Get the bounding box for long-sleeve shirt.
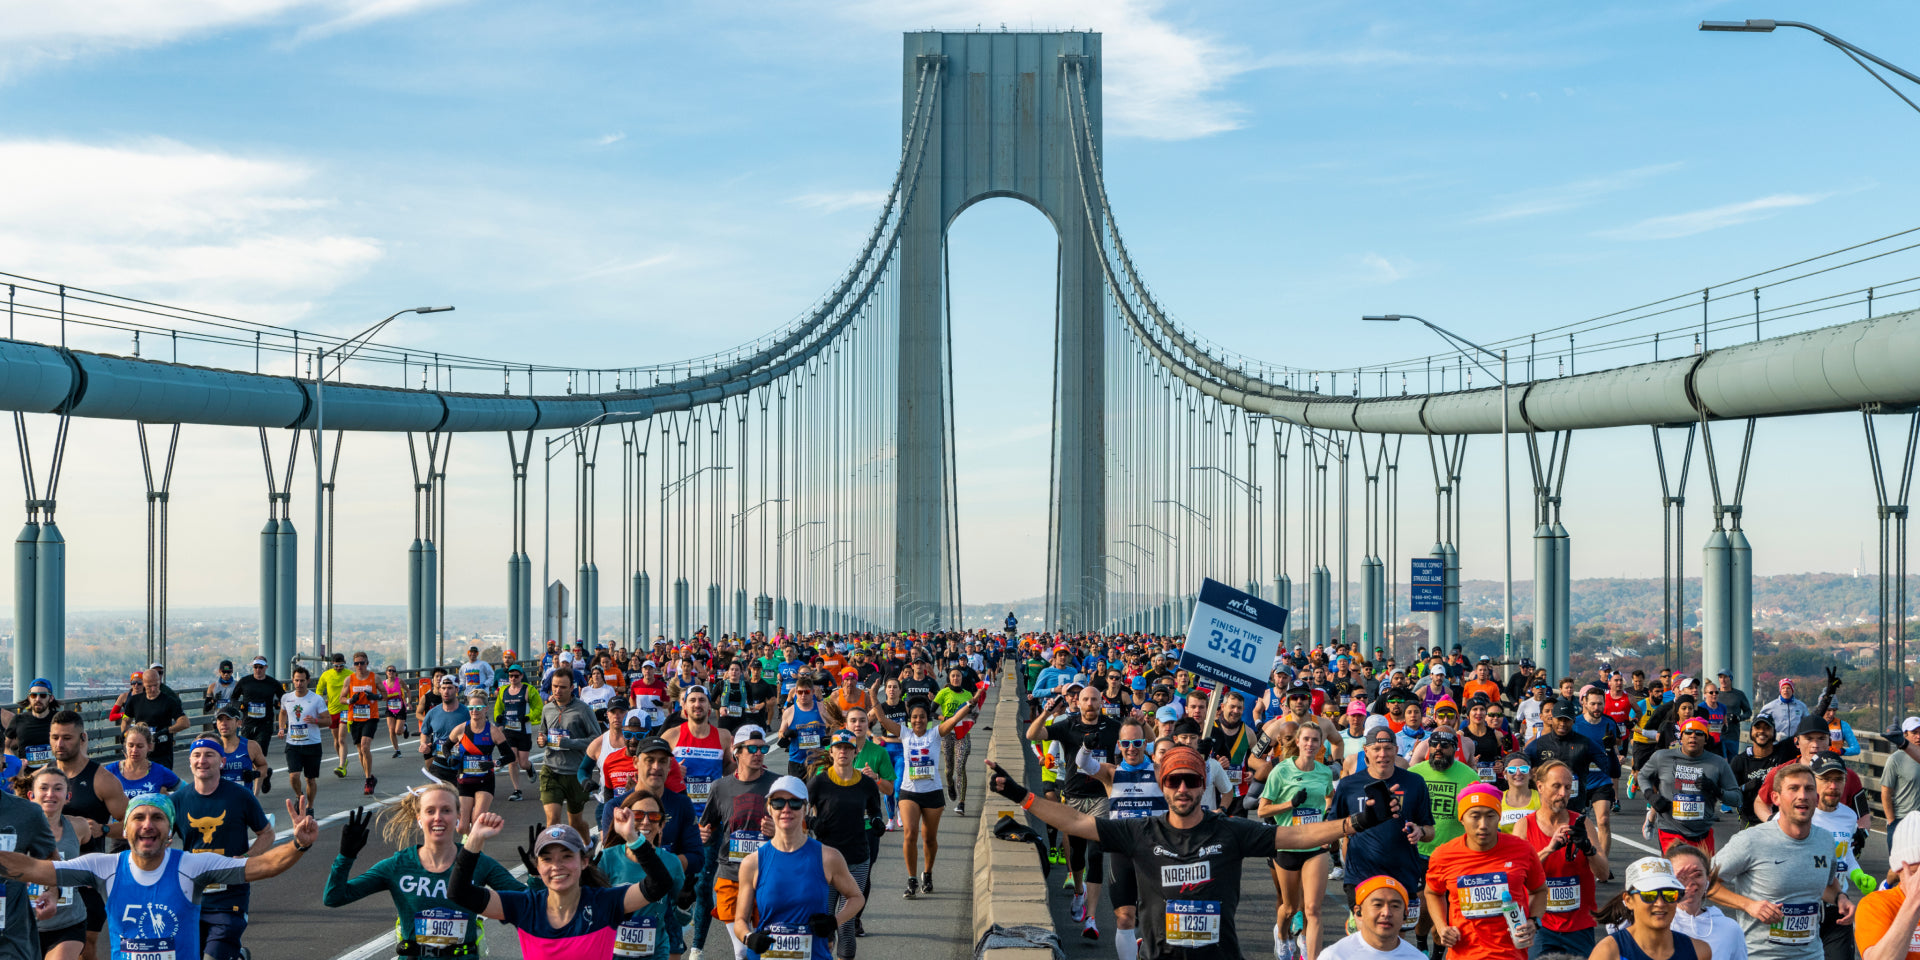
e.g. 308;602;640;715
323;846;524;949
1641;746;1741;837
1031;666;1077;702
539;697;602;776
597;839;685;960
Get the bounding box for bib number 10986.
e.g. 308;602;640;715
1204;629;1258;665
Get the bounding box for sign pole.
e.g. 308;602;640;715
1200;684;1224;739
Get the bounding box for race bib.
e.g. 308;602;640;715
462;756;487;777
120;939;176;960
725;704;743;717
352;704;372;721
688;779;713;805
907;756;935;783
760;923;811;960
413;908;470;947
1456;873;1510;919
246;703;267;719
504;718;523;732
23;745;49;765
798;730;821;751
1164;900;1221;947
1768;903;1818;946
1477;762;1496;784
27;883;72;908
547;728;565;748
1546;875;1580;913
1160;862;1211;888
727;832;763;863
1293;806;1322;825
1401;896;1421;931
386;698;404;713
288;722;310;740
613;916;658;957
1673;792;1705;822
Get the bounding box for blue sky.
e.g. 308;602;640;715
2;0;1917;612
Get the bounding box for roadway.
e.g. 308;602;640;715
199;726;985;960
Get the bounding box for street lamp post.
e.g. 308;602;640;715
314;306;452;661
1363;315;1512;679
1701;20;1920;115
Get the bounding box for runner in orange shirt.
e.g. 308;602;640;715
342;651;382;795
1461;660;1503;709
1424;783;1547;960
1857;816;1920;960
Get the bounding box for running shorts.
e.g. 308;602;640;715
457;773;498;799
1274;847;1330;871
539;768;590;812
714;876;740;922
285;743;322;779
504;729;533;753
1587;782;1617;807
899;787;945;810
1108;849;1138;907
350;719;379;742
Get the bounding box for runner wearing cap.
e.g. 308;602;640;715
986;745;1396;960
0;793;317;960
1755;716;1867;824
1509;758;1607;955
1523;700;1604;814
1422;782;1545;960
174;736;275;960
450;813;676;959
1708;762;1851;960
324;780;528;957
378;664;410;759
698;725;778;960
1330;725;1434;932
1853;815;1920;960
1730;714;1793;826
1756;673;1841;749
233;658;283;752
1811;754;1877;960
458;647;496;700
733;776;866;960
1642;717;1740;854
211;706;270;796
1319;876;1425;960
1883;717;1920;840
316;653;352;777
1594;857;1713;960
492;665;542;802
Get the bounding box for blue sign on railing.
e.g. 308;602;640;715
1411;558;1444;612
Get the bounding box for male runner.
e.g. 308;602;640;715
1729;714;1793;826
539;670;602;833
341;651;383;794
279;666;330;808
1709;762;1852;960
121;669;188;770
1574;686;1621;857
212;707;271;796
233;657;283;752
176;737;275;960
492;665;541;801
1641;717;1741;854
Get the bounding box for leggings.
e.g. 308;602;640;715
1062;795;1105;884
883;742;905;820
833;858;872;959
941;731;971;799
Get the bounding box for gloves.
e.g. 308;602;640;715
634;838;678;904
1652;797;1673;816
1351;779;1395;832
985;760;1029;805
808;913;839;938
1288;790;1308;811
676;880;698;910
745;929;775;955
515;824;540;879
1571;816;1597;858
1249;728;1275;757
1827;667;1843;694
338;806;371;860
1074;746;1101;776
1852;868;1877;898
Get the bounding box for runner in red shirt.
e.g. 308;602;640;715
1425;783;1548;960
1510;759;1607;956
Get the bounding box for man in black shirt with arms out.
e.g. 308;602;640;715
1026;679;1120;935
986;746;1394;960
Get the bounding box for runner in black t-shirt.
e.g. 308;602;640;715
1025;681;1121;930
987;745;1392;960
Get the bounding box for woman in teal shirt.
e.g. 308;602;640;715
1256;722;1337;960
597;790;685;960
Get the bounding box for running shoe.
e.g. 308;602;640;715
922;871;933;895
508;790;523;802
1328;864;1344;881
259;770;272;795
1081;916;1098;940
1061;872;1077;889
955;801;965;817
363;778;373;796
855;919;866;938
904;877;919;900
333;766;347;778
689;949;705;960
1071;893;1085;921
368;775;378;794
392;748;402;759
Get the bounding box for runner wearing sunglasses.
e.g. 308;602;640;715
1070;718;1162;949
987;746;1395;960
733;777;866;960
1592;858;1713;960
378;665;410;760
597;790;685;960
699;726;778;960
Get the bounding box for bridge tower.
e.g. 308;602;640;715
896;30;1106;631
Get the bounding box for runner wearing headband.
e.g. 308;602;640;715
1422;783;1546;960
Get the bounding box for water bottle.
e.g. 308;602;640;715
1498;889;1529;949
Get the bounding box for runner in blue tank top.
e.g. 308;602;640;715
778;683;829;778
734;776;865;960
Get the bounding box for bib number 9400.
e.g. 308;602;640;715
1205;629;1258;665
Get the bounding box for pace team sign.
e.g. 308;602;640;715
1179;578;1289;695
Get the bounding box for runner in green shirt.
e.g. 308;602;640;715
1410;731;1479;857
323;783;526;953
1256;721;1341;957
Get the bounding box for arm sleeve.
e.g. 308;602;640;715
323;853;391;908
447;848;495;916
1842;725;1862;757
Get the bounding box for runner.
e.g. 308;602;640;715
379;664;410;760
1592;858;1714;960
1510;758;1608;956
1328;725;1433;939
776;680;829;779
316;652;352;777
985;746;1393;960
733;776;865;960
0;794;317;960
443;692;503;834
540;671;603;834
458;647;496;699
596;790;685;960
279;665;331;808
1667;843;1747;960
18;766;91;960
807;731;883;959
932;666;980;816
448;814;674;958
211;707;271;796
1642;717;1741;854
47;710;123;960
8;679;57;768
492;665;542;802
233;658;283;754
1421;783;1546;960
667;686;734;819
1255;721;1336;960
1708;762;1851;960
323;782;528;956
1730;715;1793;826
0;769;55;960
104;724;182;798
120;670;188;771
1853;817;1920;960
1576;685;1621;857
697;727;777;960
1318;876;1425;960
175;737;275;960
1025;681;1118;918
898;695;975;900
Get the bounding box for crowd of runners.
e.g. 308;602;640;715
1;628;1919;960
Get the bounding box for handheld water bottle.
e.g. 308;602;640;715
1498;888;1529;949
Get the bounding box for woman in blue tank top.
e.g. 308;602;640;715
733;776;866;960
1594;857;1706;960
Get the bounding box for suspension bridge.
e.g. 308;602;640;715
0;30;1915;719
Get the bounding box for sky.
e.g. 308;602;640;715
1;0;1918;614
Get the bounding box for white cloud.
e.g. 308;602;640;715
0;139;381;318
0;0;458;74
1360;252;1404;284
594;132;628;147
788;190;890;214
832;0;1250;140
1475;162;1683;223
1596;192;1831;241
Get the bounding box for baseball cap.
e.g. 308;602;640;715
1430;664;1445;676
1364;715;1391;735
1345;699;1369;717
1622;858;1686;897
534;824;588;856
1904;717;1920;734
633;737;672;755
769;775;810;801
1751;714;1775;729
1364;727;1397;746
829;730;859;748
214;705;241;720
1154;705;1181;724
252;657;268;667
734;725;767;746
1811;755;1848;778
1550;699;1579;720
1795;716;1830;738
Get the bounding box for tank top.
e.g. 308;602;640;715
456;726;496;783
600;733;638;799
380;678;408;716
498;687;531;732
12;711;53;766
830;688;873;717
1107;761;1166;819
1500;792;1541;833
1604;693;1633;726
787;706;825;763
1460;727;1506;783
672;726;725;816
209;677;237;709
108;848;202;960
63;761;110;853
1610;927;1698;960
1521;810;1596;931
219;740;252;785
878;701;907;742
751;838;834;960
900;727;943;794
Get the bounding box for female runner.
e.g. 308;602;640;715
875;679;907;828
444;693;502;834
1257;722;1336;960
1590;857;1712;960
380;665;410;759
896;695;975;899
595;790;683;960
733;776;865;960
19;766;95;960
104;724;180;797
449;812;674;960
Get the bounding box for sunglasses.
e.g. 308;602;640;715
1163;774;1204;790
354;661;368;666
1117;739;1148;749
1634;890;1681;904
631;810;665;824
767;797;806;811
738;743;770;755
28;693;48;700
621;729;648;740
